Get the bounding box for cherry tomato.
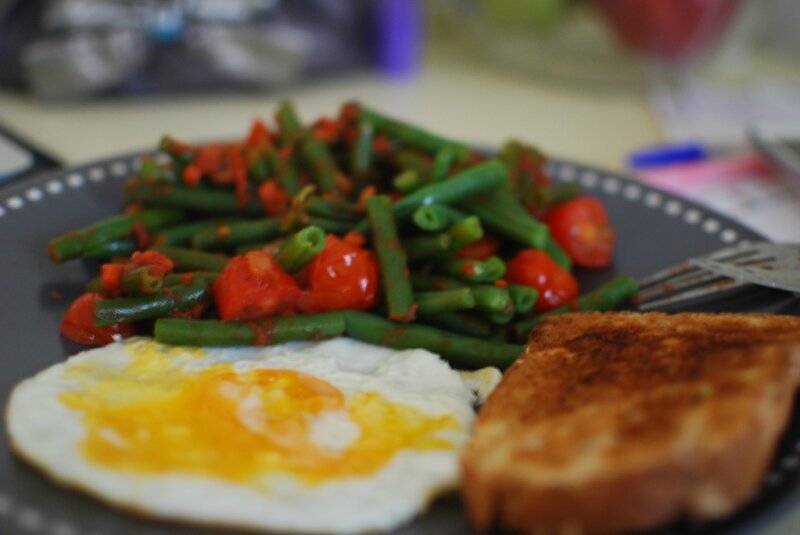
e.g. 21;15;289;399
455;236;500;261
505;249;579;312
60;292;135;346
546;197;615;269
297;235;379;313
213;251;301;320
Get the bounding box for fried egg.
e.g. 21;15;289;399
6;338;484;533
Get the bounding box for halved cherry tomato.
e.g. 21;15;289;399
546;197;615;269
505;249;579;312
455;236;500;261
60;292;135;345
297;235;379;313
213;251;300;320
100;264;126;297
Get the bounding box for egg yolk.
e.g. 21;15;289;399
60;339;458;487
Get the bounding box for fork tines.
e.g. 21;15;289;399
634;241;774;311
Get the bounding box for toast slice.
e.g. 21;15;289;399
461;312;800;535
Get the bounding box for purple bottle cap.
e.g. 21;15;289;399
375;0;422;77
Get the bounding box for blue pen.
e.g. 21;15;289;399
628;142;709;170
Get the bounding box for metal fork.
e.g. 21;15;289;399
635;241;800;311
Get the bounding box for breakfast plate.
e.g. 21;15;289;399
0;153;798;535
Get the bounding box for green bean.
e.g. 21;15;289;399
508;284;538;314
510;274;639;341
121;266;163;295
275;100;304;145
358;106;470;161
304;198;361;221
158;136;194;173
530;183;583;211
307;217;356;235
349;120;374;178
154;220;222;247
411;274;515;314
274;226;326;273
471;286;513;314
462;188;549;249
95;280;210;326
264;145;301;195
235;242;270;255
366;195;416;322
411;204;468;232
48;208;184;263
392;160;508;220
301;136;340;196
248;152;271;182
155;313;346;347
191;218;282;250
410;272;465;291
543;235;572;270
83;240;137;259
393;170;421;194
447;216;483;251
162;272;219;287
403;233;452;262
126;180;263;216
394;150;433;181
431;146;457;182
436;256;505;283
152;246;229;272
485;308;514;325
343;311;523;369
354;160;508;235
415;288;475;314
416;311;491;338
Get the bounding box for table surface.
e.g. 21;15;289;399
0;50;663;172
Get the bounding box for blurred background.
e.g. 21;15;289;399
0;0;799;237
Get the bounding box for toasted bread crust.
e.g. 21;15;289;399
461;312;800;535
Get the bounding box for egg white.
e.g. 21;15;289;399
6;338;482;533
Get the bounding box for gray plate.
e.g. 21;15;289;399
0;155;798;535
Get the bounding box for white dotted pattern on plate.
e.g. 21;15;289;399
548;162;746;248
0;159;792;535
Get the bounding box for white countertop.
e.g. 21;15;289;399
0;52;663;172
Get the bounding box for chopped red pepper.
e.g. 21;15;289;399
312;116;342;143
100;264;125;297
131;221;152;250
258;180;289;216
131;250;174;276
245;119;272;149
182;164;202;187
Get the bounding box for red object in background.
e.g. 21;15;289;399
298;235;379;313
505;249;579;312
593;0;740;62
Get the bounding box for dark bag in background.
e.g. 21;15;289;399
0;0;374;100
